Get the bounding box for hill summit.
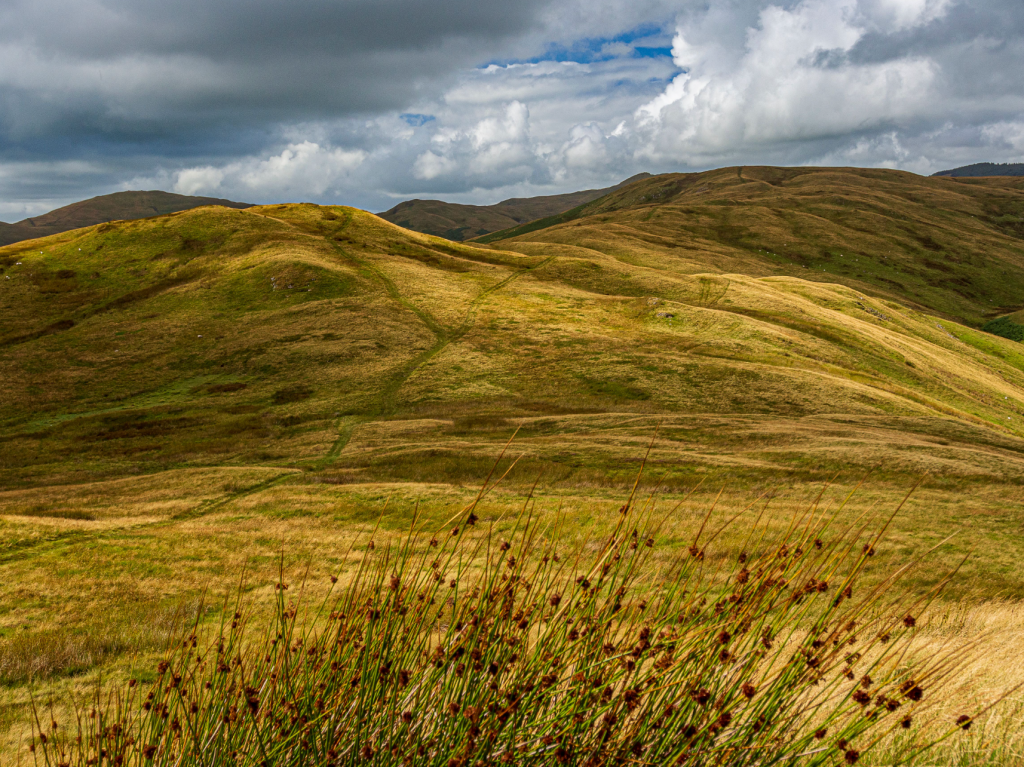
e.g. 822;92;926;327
0;190;252;246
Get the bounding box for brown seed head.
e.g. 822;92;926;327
900;681;924;701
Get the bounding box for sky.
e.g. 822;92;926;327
0;0;1022;220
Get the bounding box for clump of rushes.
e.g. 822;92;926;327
29;455;998;766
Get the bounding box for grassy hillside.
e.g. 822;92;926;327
5;184;1024;761
4;197;1024;492
378;173;650;240
477;166;1024;328
0;190;251;246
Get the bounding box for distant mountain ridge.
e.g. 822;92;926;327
933;163;1024;177
378;173;652;241
0;190;252;246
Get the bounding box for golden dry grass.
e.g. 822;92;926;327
3;172;1024;762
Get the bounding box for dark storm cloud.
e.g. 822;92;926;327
4;0;546;57
0;0;553;145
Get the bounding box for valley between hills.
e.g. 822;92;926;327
3;166;1024;759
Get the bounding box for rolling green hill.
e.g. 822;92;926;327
4;187;1024;493
377;173;651;240
0;190;252;247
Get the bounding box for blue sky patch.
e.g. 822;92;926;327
484;23;674;67
401;113;435;127
634;46;673;59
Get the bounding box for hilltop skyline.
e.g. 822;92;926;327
0;0;1022;219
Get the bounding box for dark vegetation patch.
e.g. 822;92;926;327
983;316;1024;342
915;235;944;252
447;414;514;433
271;385;313;405
206;383;248;394
0;319;75;348
90;415;203;441
577;375;650;401
11;506;95;521
99;273;201;313
385;242;473;272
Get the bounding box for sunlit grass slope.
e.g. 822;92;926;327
4;193;1024;762
4;197;1024;492
479;167;1024;327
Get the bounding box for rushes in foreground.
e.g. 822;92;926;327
31;476;987;766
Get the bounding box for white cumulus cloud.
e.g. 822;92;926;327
636;0;940;162
172;141;366;199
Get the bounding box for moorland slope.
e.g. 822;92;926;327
478;166;1024;328
3;184;1024;493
